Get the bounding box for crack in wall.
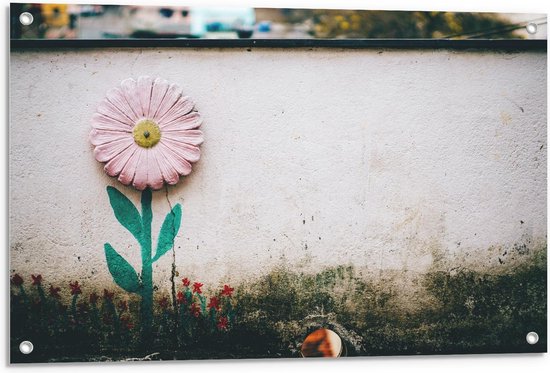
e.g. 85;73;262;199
164;185;178;325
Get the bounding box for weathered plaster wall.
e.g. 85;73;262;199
9;48;547;290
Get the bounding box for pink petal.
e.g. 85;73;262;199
130;148;164;190
137;76;154;118
149;78;170;120
120;78;143;119
159;112;202;131
97;99;134;126
118;147;143;186
160;138;201;163
161;130;204;146
158;96;195;125
147;149;167;189
90;129;131;146
93;136;134;163
91;113;133;132
106;88;139;123
104;144;138;177
153;147;180;185
132;148;149;190
158;142;193;176
153;84;183;121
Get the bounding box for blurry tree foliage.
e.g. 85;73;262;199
281;10;520;39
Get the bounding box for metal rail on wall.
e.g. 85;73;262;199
10;38;548;50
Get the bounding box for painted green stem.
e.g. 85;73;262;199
18;285;27;300
37;284;46;302
140;188;153;344
71;294;79;319
104;185;182;347
105;297;121;335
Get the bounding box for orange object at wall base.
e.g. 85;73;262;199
301;329;345;358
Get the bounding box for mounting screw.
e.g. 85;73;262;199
19;12;34;26
526;332;539;345
526;23;538;35
19;341;34;354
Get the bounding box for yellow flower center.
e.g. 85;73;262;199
133;119;161;148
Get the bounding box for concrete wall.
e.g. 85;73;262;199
9;47;547;290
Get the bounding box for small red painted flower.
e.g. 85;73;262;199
221;284;234;297
207;296;220;310
118;300;128;312
158;296;169;309
182;277;190;287
217;316;229;331
69;281;82;295
10;274;23;286
89;292;100;305
103;289;114;301
177;291;186;305
190;302;201;318
49;285;61;298
31;274;43;285
192;282;203;294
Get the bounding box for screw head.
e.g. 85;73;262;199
19;12;34;26
19;341;34;354
526;23;538;35
526;331;539;345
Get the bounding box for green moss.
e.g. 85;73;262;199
11;246;547;361
234;249;546;356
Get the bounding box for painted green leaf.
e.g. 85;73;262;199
106;186;143;243
104;243;140;293
152;204;182;262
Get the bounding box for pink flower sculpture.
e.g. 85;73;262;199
90;76;204;190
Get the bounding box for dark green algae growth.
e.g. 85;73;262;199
236;247;546;356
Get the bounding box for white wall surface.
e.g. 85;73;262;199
9;47;547;288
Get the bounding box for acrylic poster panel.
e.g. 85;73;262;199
9;3;547;363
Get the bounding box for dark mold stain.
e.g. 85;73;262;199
235;248;546;357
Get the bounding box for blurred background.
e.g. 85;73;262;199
10;3;547;40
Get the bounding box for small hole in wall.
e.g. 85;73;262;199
19;12;34;26
526;332;539;345
19;341;34;354
301;329;343;357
